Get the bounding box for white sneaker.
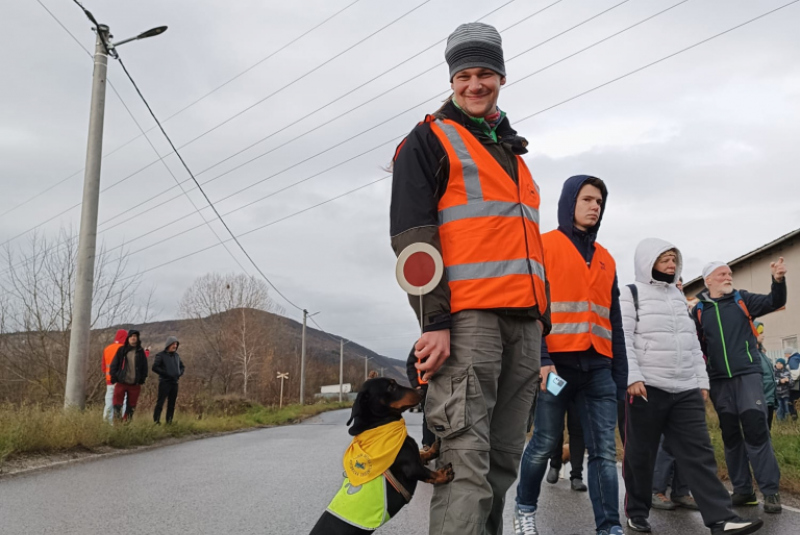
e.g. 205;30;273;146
513;505;539;535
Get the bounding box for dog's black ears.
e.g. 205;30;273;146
347;390;369;426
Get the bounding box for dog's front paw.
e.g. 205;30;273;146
427;463;455;485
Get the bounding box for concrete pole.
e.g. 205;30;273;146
64;25;111;410
299;309;307;404
364;355;369;381
339;339;344;403
279;376;284;409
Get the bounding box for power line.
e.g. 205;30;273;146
3;0;364;222
115;0;797;280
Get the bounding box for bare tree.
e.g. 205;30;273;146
179;273;281;398
0;229;152;404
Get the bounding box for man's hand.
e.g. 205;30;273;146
415;330;451;382
701;389;709;401
627;381;647;398
539;365;556;392
771;257;787;282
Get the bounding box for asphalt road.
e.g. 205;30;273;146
0;410;796;534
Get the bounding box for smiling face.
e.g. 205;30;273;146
451;67;505;118
574;184;603;231
705;265;734;298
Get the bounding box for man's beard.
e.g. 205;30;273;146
720;284;734;295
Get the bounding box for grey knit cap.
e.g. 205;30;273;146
445;22;505;81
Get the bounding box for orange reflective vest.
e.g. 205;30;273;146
542;230;615;357
430;118;547;315
102;343;121;385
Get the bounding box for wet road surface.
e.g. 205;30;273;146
0;409;796;534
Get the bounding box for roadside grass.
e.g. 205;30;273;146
0;401;351;468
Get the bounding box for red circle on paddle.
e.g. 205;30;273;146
403;251;436;287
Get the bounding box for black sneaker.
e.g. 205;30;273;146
626;517;651;533
546;466;558;484
730;492;758;506
710;517;763;535
763;493;782;514
570;478;587;492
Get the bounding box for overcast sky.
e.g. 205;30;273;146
2;0;798;361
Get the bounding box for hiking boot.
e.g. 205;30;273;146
731;492;759;506
545;466;559;484
763;494;782;514
570;478;587;492
672;494;700;510
651;492;677;510
513;505;539;535
710;517;763;535
626;517;651;532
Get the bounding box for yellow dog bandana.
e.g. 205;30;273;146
343;419;407;486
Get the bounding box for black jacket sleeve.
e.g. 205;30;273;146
741;278;787;318
405;347;420;388
390;123;452;332
152;353;165;377
179;357;185;377
609;273;629;400
137;349;148;384
108;347;123;384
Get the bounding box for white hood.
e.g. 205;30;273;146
634;237;682;285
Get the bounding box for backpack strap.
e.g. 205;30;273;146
733;289;761;339
627;284;639;322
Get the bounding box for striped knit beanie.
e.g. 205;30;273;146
445;22;505;81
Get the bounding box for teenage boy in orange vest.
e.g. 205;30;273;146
390;22;549;535
515;176;628;535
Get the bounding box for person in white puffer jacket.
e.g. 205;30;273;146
621;238;763;535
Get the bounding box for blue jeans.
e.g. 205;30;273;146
777;396;792;420
517;366;620;531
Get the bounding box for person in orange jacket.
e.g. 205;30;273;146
102;330;128;423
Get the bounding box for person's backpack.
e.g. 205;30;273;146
695;290;760;339
627;284;639;322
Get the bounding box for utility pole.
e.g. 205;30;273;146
364;355;373;381
339;339;344;402
299;309;319;405
63;20;167;410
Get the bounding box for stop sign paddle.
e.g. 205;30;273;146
396;243;444;385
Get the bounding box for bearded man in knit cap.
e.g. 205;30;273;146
390;23;549;535
693;258;787;514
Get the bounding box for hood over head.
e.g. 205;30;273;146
634;238;682;285
113;329;128;345
126;329;141;348
164;336;180;351
557;175;608;240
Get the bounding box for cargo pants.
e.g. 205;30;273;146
425;310;541;535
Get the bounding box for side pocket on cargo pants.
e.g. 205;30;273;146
426;366;472;440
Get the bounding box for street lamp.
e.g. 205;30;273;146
64;22;167;410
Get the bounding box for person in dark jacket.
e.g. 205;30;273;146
152;336;185;424
516;176;628;535
109;329;148;421
774;358;794;421
390;22;549;535
694;259;787;513
405;346;435;450
783;347;800;421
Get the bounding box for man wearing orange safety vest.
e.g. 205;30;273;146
390;22;549;535
102;329;128;423
515;176;628;535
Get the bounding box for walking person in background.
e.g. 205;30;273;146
109;329;148;422
391;22;549;535
102;329;128;423
544;402;587;492
152;336;185;425
516;175;627;535
651;437;697;512
694;259;787;513
784;347;800;421
622;239;762;534
753;322;778;429
774;358;794;421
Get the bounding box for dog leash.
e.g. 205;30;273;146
384;469;413;503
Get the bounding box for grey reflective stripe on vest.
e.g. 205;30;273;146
551;301;590;314
591;324;613;340
446;258;546;282
439;201;540;225
437;121;482;202
551;322;590;335
590;302;610;320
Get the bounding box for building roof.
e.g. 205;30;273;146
684;227;800;291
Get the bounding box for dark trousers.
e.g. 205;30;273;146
652;436;689;497
623;386;734;527
549;400;586;481
710;373;781;496
153;381;179;423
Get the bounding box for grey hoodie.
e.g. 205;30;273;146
152;336;185;383
621;238;709;393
